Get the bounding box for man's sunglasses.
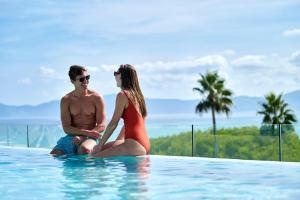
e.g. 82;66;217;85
114;71;120;76
77;75;90;82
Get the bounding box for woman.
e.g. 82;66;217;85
91;64;150;157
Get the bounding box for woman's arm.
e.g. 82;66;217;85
116;125;125;141
92;92;127;153
92;95;106;133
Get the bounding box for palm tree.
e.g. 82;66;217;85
258;92;297;134
193;71;233;158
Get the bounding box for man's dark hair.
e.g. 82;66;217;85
68;65;87;81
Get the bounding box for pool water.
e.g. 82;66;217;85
1;146;300;199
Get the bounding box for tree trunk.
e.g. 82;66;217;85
212;106;218;158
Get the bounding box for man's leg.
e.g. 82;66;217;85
77;138;97;155
50;135;75;156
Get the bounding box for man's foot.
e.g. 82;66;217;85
50;149;64;156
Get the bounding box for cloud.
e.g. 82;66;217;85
231;55;266;68
86;66;99;72
136;55;228;74
95;55;229;75
39;66;55;76
17;78;32;85
283;28;300;37
290;50;300;67
90;55;231;99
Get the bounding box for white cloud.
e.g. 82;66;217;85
136;55;228;73
39;66;55;76
283;28;300;37
90;55;230;99
17;78;32;85
86;66;99;72
232;55;266;68
95;55;229;75
290;50;300;67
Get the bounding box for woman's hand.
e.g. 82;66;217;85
72;136;86;145
91;143;103;155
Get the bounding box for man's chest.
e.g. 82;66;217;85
69;98;96;116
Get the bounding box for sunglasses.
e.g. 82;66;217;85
114;71;120;76
77;75;90;82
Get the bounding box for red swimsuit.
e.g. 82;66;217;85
122;92;150;154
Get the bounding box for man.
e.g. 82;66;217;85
50;65;106;156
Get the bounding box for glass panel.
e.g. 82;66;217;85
28;124;65;148
0;124;9;146
218;126;279;161
1;124;28;147
149;124;192;156
282;124;300;162
193;125;214;158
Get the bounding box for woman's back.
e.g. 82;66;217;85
122;91;150;153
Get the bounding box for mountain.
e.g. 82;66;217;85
0;90;299;119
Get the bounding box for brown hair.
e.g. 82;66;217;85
118;64;147;117
68;65;87;81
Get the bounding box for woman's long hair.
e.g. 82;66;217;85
118;64;147;117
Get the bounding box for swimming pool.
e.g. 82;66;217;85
1;146;300;199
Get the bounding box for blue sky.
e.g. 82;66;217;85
1;0;300;105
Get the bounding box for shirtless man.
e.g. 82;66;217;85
50;65;105;156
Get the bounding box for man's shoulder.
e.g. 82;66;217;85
88;90;102;97
61;92;73;102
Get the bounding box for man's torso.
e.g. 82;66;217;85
66;90;99;130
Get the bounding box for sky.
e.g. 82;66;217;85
1;0;300;105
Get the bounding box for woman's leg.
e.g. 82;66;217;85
100;126;125;150
92;139;146;157
101;139;124;150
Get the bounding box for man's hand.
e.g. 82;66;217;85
72;136;86;145
86;130;102;139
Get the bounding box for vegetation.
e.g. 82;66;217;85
193;71;233;157
150;126;300;162
258;92;297;135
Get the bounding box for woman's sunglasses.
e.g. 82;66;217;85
114;71;120;76
77;75;90;82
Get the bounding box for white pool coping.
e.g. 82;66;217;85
1;145;300;166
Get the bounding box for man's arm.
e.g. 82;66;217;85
92;95;106;133
60;96;99;138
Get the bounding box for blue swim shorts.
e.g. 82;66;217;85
53;135;78;155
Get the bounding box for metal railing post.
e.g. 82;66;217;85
192;124;194;157
26;125;29;148
6;126;9;146
278;124;282;161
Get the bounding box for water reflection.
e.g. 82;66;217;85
56;155;150;200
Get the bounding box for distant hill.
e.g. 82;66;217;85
0;90;299;119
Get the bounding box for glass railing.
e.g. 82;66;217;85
0;124;65;148
281;124;300;162
0;123;299;162
149;123;192;156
